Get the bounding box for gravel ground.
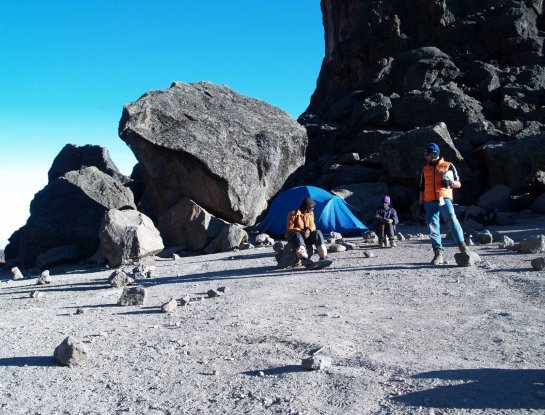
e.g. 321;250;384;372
1;216;545;415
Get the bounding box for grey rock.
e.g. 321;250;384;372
15;166;136;268
11;267;24;280
118;285;146;306
99;209;164;268
275;242;314;269
37;270;52;285
108;270;134;288
48;144;129;184
255;233;274;246
328;244;346;253
396;233;405;241
54;336;88;367
217;286;230;294
475;230;493;245
454;251;482;267
517;235;545;254
363;251;376;258
301;355;332;370
179;294;191;306
157;198;229;250
478;184;512;211
341;242;356;250
30;290;43;299
119;81;307;225
36;245;79;270
204;224;248;254
531;257;545;270
273;240;287;253
161;299;178;313
207;289;221;298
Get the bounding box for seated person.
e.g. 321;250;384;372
374;195;399;248
286;196;328;267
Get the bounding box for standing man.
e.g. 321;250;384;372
286;196;328;268
419;142;468;265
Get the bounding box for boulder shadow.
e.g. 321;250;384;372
242;365;305;377
392;368;545;410
0;356;55;367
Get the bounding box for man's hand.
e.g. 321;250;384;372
303;229;311;238
386;218;393;224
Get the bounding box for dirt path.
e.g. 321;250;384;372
1;216;545;414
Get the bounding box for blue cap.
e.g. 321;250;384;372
425;142;440;155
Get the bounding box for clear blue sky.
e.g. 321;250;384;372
0;0;324;248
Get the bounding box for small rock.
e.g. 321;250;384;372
108;270;134;288
329;232;343;242
172;254;181;260
341;242;356;250
207;289;222;298
37;270;52;285
498;235;515;249
161;298;178;313
255;233;274;246
328;244;346;253
363;251;376;258
396;233;405;241
54;336;88;367
531;257;545;271
74;308;84;315
475;230;493;244
516;235;545;254
118;285;146;306
301;355;332;370
179;294;191;306
273;241;287;253
11;267;24;280
30;290;43;299
454;251;482;267
217;286;231;294
239;242;254;250
362;231;377;243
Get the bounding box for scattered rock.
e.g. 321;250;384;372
74;308;84;315
161;299;178;313
531;257;545;271
498;235;515;249
363;251;376;258
207;289;222;298
108;270;134;288
454;251;482;267
516;235;545;254
11;267;24;280
179;294;191;306
30;290;43;299
53;336;88;367
329;232;343;242
255;234;274;246
239;242;254;250
36;270;52;285
362;231;377;243
474;230;493;244
301;355;332;371
217;286;230;294
396;233;405;241
328;244;346;253
341;242;356;250
273;241;287;253
118;286;146;306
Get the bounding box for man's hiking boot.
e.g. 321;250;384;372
301;257;315;269
389;239;397;248
431;248;444;265
379;239;387;248
458;242;469;253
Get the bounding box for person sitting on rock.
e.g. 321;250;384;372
286;196;328;267
374;195;399;248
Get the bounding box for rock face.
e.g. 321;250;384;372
296;1;545;217
119;81;307;225
99;209;164;268
48;144;129;184
8;167;136;268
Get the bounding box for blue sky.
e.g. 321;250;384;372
0;1;324;248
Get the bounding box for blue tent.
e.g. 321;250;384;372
261;185;368;236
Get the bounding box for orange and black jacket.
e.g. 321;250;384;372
419;158;460;202
285;209;316;239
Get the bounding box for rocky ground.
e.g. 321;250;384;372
1;216;545;415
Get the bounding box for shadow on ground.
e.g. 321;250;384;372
242;365;305;377
0;356;56;367
392;368;545;410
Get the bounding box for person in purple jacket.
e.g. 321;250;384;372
374;195;399;248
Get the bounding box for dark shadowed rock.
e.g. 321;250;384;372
531;193;545;213
204;224;248;254
380;123;470;189
157;198;228;250
119;81;307;225
454;251;482;267
54;336;88;367
100;209;163;268
118;285;146;306
16;167;136;268
531;257;545;270
48;144;130;184
478;184;513;212
331;183;388;223
36;245;78;270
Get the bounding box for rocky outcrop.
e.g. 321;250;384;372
48;144;130;184
119;81;307;225
297;0;545;218
6;167;135;267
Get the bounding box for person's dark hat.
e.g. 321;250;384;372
425;142;440;157
300;196;316;211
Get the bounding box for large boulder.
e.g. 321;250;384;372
479;134;545;191
204;224;248;254
331;183;388;224
48;144;130;184
13;167;136;267
99;209;164;268
379;123;471;189
119;81;307;225
157;198;228;251
478;184;513;211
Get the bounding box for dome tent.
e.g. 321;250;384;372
262;185;367;236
